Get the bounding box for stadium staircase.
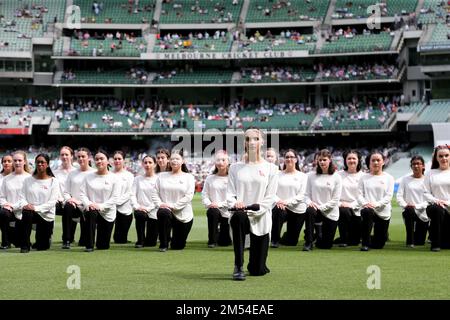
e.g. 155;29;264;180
416;0;426;15
153;0;162;28
239;0;250;24
390;30;403;51
418;24;436;47
324;0;337;25
146;34;157;54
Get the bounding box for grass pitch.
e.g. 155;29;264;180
0;194;449;300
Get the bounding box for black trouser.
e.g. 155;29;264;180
402;207;429;246
338;207;362;246
55;201;64;216
113;211;133;244
310;208;338;249
84;210;114;250
271;207;287;244
0;208;16;247
426;204;450;249
62;203;82;244
230;211;270;276
279;210;310;246
157;208;193;250
17;209;54;251
206;208;232;246
361;208;390;249
134;210;158;247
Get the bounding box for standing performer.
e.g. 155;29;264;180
132;155;158;248
424;145;450;251
227;128;279;280
0;152;30;250
62;148;95;249
397;155;429;247
18;154;60;253
305;149;342;250
358;151;395;251
274;149;308;248
337;150;364;246
80;150;120;252
153;150;195;252
202;150;231;248
112;151;134;244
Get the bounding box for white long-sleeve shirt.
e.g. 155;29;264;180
305;172;342;221
131;175;158;219
114;170;134;215
274;171;307;214
54;167;76;202
201;174;229;218
339;170;364;216
19;176;60;222
358;172;395;220
396;175;429;222
424;169;450;209
226;161;279;236
0;172;31;219
152;172;195;223
63;167;96;208
79;171;120;222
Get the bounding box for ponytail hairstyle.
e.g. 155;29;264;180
33;153;55;177
77;147;92;167
170;149;189;173
316;149;336;175
12;150;31;173
95;149;111;170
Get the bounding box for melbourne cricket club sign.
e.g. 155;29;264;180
143;50;308;60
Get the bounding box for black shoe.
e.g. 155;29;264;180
0;244;11;250
431;247;441;252
159;247;167;252
360;246;369;251
135;243;144;248
61;242;71;249
233;266;246;281
84;248;94;252
20;248;30;253
31;243;37;249
207;243;216;248
270;241;279;248
302;244;312;251
338;243;348;248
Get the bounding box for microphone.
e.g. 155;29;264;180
229;204;260;212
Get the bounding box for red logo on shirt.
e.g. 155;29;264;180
42;186;48;190
259;170;265;177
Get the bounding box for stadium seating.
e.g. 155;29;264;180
333;0;418;19
159;0;242;24
60;70;148;84
154;35;233;53
153;70;234;84
320;32;393;54
52;38;64;56
413;100;450;124
246;0;330;22
238;67;316;83
418;0;449;24
73;0;155;24
428;23;450;45
317;108;390;130
239;33;316;53
69;38;147;57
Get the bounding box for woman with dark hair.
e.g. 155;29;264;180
227;128;279;281
274;149;307;248
424;145;450;251
17;154;60;252
1;154;14;178
0;152;29;250
61;148;95;249
397;155;429;247
337;150;364;247
80;149;120;252
112;151;134;244
155;148;171;173
201;150;231;248
131;155;158;248
152;150;195;252
305;149;342;251
358;151;395;251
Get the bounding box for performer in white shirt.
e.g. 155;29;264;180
0;154;14;249
274;149;307;248
54;146;77;243
227;128;279;281
397;155;429;247
153;150;195;252
18;154;60;253
337;150;364;247
0;152;30;250
155;148;171;173
265;147;280;169
61;148;95;249
132;155;158;248
305;149;342;250
358;151;395;251
425;145;450;251
201;150;231;248
112;151;134;244
80;150;120;252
